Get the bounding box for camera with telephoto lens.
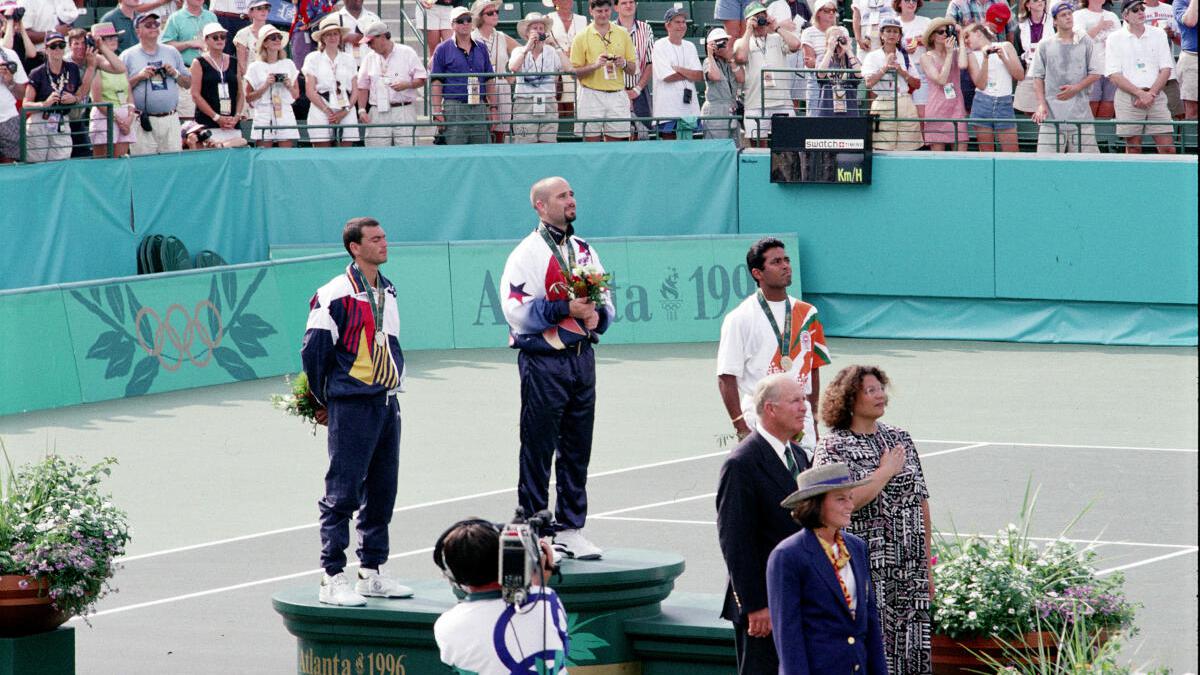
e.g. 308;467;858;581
755;14;768;26
498;507;554;606
273;73;287;83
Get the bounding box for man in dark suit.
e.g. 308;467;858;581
716;373;813;674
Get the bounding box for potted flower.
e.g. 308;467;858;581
0;448;131;637
931;483;1137;674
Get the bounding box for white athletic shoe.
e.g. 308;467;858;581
355;568;415;598
319;572;367;606
553;529;603;560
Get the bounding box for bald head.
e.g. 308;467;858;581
530;176;577;229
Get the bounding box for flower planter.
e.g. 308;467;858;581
0;575;69;638
932;630;1111;674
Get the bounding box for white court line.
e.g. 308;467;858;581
81;547;435;620
921;443;988;458
118;449;733;564
915;439;1198;453
1097;547;1199;575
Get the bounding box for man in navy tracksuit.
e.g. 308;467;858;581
499;177;613;561
301;216;415;606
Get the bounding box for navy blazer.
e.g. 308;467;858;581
716;431;806;623
766;529;888;675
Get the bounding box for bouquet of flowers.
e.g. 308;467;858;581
569;264;612;306
271;372;322;432
0;447;131;621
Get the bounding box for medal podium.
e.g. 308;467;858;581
272;549;736;673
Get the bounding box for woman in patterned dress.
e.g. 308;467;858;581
813;364;933;675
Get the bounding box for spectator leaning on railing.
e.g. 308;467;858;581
962;21;1023;151
862;16;923;150
735;2;800;147
243;24;299;147
22;30;92;162
702;27;745;139
121;11;190;155
86;22;132;158
1173;0;1197;119
1106;0;1177;153
356;19;427;147
1030;1;1100;153
651;6;702;138
0;25;28;163
303;14;361;147
508;11;569;143
919;18;968;150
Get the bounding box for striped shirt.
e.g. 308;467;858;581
618;18;655;88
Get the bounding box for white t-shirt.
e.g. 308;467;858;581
302;49;358;109
742;32;794;110
800;25;829;62
512;46;564;96
338;7;383;67
861;47;919;95
233;24;265;66
1;46;30;123
1142;2;1178;36
245;58;298;122
651;36;702;118
19;0;82;52
1073;8;1121;72
716;293;830;448
357;43;427;106
969;46;1015;96
767;0;810;30
433;588;570;675
899;15;930;55
853;0;889;27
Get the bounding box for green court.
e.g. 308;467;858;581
0;338;1196;673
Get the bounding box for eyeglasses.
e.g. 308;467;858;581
139;20;160;27
208;34;227;40
1127;6;1144;11
482;9;498;15
265;34;283;41
453;16;472;23
933;28;948;34
47;43;67;50
818;7;836;11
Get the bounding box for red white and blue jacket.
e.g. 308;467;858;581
499;223;613;354
301;264;405;405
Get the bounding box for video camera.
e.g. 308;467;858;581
498;508;554;606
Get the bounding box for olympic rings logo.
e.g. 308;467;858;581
134;301;224;371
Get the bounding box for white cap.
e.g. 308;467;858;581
201;22;227;38
706;27;730;42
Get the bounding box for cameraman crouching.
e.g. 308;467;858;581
433;519;571;674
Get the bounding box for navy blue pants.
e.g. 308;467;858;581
517;346;596;530
319;395;400;575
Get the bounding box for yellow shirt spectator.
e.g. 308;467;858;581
570;24;636;92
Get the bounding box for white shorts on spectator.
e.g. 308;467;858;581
131;114;183;155
24;115;72;163
575;86;630;138
307;106;361;143
364;105;418;146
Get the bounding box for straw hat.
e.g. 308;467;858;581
256;24;289;56
517;11;549;39
90;22;125;38
471;0;500;26
780;463;872;509
312;14;349;42
922;16;955;48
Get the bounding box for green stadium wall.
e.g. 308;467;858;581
0;144;1195;415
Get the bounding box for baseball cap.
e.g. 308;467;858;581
45;31;67;46
812;0;838;12
201;22;227;38
664;4;687;21
134;11;161;26
247;0;271;8
450;6;472;22
1120;0;1144;12
707;27;730;42
879;14;902;30
361;19;389;37
984;2;1011;32
743;2;767;19
1050;0;1074;16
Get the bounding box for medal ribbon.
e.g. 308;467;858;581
756;289;793;366
537;223;576;286
817;529;854;616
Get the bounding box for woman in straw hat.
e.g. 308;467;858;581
302;14;361;146
814;365;933;674
766;462;887;675
919;17;967;150
244;24;300;146
472;0;517;142
508;11;569;142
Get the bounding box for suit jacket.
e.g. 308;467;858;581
766;529;888;675
716;430;807;623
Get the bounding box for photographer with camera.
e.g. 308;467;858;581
433;514;570;675
244;25;299;146
961;21;1023;151
22;31;92;162
2;4;37;69
702;27;745;139
84;23;132;158
734;3;800;146
0;11;28;163
509;12;569;143
812;26;863;116
862;15;923;149
122;11;191;154
920;18;969;150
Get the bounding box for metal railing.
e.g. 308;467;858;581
17;102;115;163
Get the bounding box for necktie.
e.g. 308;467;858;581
784;444;802;480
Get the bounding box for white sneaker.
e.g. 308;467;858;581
355;568;414;598
553;529;603;560
319;572;367;606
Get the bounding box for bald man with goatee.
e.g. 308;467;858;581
499;176;614;562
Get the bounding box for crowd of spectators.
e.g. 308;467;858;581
0;0;1195;161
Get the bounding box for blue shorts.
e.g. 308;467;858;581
657;119;704;134
1089;75;1117;102
714;0;752;20
969;92;1016;130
